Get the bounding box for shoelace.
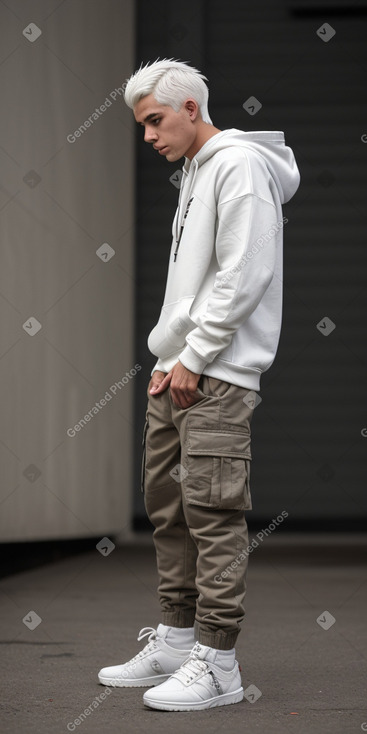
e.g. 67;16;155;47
137;626;157;644
173;655;209;684
124;627;157;666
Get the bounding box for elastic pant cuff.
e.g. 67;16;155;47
195;623;239;651
161;609;196;628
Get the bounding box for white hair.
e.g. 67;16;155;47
124;58;212;124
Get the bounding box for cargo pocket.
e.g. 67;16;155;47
140;414;149;493
184;428;252;510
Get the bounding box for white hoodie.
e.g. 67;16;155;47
148;128;300;391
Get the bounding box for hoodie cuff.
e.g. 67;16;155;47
179;345;208;375
151;359;166;376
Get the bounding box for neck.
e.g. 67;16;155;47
186;122;222;160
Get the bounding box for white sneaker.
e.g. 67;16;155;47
143;642;244;711
98;625;193;688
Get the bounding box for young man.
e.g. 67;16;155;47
98;59;300;711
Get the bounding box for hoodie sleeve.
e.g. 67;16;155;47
179;153;281;374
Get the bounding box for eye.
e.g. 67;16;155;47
152;118;161;125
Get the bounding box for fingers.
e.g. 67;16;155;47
170;387;201;410
149;371;172;395
148;365;202;408
169;366;202;409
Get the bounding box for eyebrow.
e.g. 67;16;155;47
138;112;161;126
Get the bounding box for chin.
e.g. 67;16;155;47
167;152;181;162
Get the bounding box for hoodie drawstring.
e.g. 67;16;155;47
174;160;198;262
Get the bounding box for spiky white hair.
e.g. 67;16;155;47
124;58;212;124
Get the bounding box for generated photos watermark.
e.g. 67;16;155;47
215;217;288;289
66;689;111;730
214;511;288;583
67;82;127;143
67;364;141;437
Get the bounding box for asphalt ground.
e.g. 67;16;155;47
1;532;366;734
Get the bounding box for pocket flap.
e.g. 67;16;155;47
187;428;251;459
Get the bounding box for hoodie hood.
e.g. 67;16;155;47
183;128;300;205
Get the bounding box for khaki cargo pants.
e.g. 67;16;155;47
141;374;254;650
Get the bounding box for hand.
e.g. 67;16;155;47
149;362;202;410
148;371;168;395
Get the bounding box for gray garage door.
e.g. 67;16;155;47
132;0;367;530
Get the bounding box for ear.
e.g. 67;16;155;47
184;98;199;121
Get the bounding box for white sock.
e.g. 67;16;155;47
158;623;195;650
210;646;236;670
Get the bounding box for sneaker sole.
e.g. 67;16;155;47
143;687;244;711
98;673;171;688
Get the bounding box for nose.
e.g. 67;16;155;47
144;125;158;144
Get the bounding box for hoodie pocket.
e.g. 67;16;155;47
184;427;252;510
165;301;197;348
148;297;196;358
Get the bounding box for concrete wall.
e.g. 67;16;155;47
0;0;136;540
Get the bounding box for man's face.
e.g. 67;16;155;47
134;93;198;161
